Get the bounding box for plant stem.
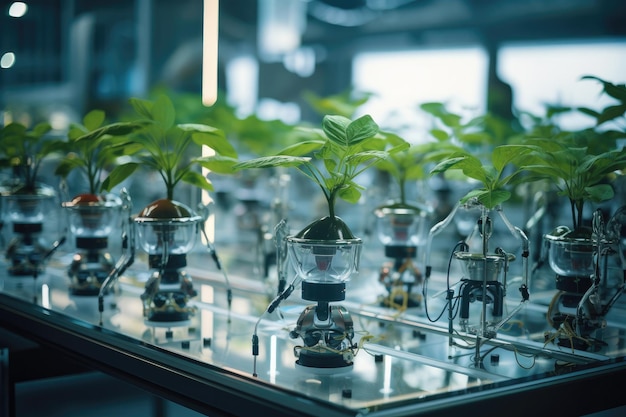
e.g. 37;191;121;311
399;176;407;204
325;188;336;219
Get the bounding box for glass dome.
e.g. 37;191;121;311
454;251;515;281
286;216;362;284
374;203;427;247
545;227;595;277
134;199;201;255
63;193;122;238
2;183;55;224
287;238;361;284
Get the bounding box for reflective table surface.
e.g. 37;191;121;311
2;243;626;417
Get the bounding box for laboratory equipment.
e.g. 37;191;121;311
62;192;124;295
424;199;529;365
374;202;428;309
1;183;64;277
544;206;626;350
287;216;361;369
134;199;201;325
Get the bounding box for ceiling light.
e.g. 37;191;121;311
8;2;28;18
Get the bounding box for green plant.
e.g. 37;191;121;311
103;95;239;201
54;109;144;195
234;114;408;221
578;75;626;137
146;87;298;158
516;76;626;230
421;102;516;151
303;89;373;118
429;144;532;210
419;101;535;210
518;134;626;231
0;121;60;192
376;131;459;207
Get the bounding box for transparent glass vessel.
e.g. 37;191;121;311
134;199;201;324
62;193;123;295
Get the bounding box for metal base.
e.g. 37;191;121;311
68;251;115;296
295;348;354;369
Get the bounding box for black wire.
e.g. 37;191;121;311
423;241;466;322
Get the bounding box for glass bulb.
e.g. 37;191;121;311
134;199;201;256
287;239;361;284
63;194;121;238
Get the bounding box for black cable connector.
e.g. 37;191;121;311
267;284;294;314
519;284;529;301
252;334;259;356
210;251;222;270
252;334;259;377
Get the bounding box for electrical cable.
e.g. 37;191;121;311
423;240;466;323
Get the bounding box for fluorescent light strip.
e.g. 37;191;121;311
202;0;219;106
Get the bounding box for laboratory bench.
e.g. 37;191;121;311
1;244;626;417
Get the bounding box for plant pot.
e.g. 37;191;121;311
374;202;427;251
545;226;595;279
287;216;362;289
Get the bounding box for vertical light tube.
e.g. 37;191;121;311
203;0;219;106
201;0;219;242
41;284;50;309
381;355;393;395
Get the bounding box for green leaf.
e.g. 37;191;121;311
74;122;139;144
481;189;511;208
100;121;144;137
386;140;410;155
375;159;399;177
110;141;144;156
233;155;310;170
194;155;239;174
323;156;337;173
39;138;67;156
345;150;388;166
322;115;351;146
83;110;105;131
345;114;379;145
129;97;153;120
430;156;467;175
492;145;531;172
578;107;601;119
68;126;86;141
101;163;140;191
431;154;490;185
277;140;324;156
420;102;462;128
180;170;214;192
151;95;176;129
429;129;450;141
54;156;83;178
191;130;237;158
585;183;614;202
32;122;52;137
583;75;626;102
338;184;361;203
1;123;27;138
458;132;490;145
460;188;511;209
597;104;626;124
405;164;425;180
